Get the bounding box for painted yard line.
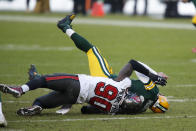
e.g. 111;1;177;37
168;98;196;102
4;97;196;104
0;15;194;30
4;100;31;104
171;84;196;87
191;59;196;63
0;44;74;51
8;115;196;123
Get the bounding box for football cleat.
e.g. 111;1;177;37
56;104;72;115
28;64;41;81
0;84;23;98
0;113;7;127
57;14;76;32
150;95;169;113
17;105;42;116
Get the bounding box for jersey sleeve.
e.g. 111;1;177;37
121;77;132;88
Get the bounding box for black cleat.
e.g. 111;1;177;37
17;105;42;116
28;64;41;81
57;14;76;32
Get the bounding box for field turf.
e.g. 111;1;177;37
0;12;196;131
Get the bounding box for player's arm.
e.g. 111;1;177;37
115;59;167;86
115;63;133;81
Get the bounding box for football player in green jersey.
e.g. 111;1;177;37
22;14;168;115
57;14;169;114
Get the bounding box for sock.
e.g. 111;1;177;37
66;29;75;37
21;84;30;92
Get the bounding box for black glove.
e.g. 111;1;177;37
149;72;167;86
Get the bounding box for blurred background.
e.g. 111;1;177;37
0;0;195;19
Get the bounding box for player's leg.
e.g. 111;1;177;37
57;14;116;114
27;64;73;114
63;25;114;78
57;14;93;53
57;14;115;78
0;74;80;99
17;91;73;116
0;94;7;127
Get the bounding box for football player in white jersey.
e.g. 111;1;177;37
0;15;167;115
0;57;166;115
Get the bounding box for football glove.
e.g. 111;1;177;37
149;72;167;86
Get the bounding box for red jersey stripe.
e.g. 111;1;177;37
46;75;79;81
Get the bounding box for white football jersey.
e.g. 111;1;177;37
77;74;132;113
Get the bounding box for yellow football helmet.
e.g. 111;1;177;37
150;95;169;113
192;15;196;27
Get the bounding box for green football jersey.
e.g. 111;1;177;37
110;74;159;113
128;79;159;113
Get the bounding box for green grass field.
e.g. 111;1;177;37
0;12;196;131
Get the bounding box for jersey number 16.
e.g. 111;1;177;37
89;82;118;112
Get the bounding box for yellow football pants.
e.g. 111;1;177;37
87;46;113;78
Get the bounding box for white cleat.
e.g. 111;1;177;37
56;104;72;115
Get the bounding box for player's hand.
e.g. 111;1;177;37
149;72;167;86
157;72;168;80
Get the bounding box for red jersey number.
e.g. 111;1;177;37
89;82;118;112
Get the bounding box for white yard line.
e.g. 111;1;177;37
8;115;196;123
168;98;196;102
4;100;31;104
191;59;196;63
3;97;196;104
0;44;74;51
0;15;194;30
171;84;196;87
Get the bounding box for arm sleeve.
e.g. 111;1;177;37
134;61;158;84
